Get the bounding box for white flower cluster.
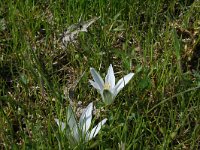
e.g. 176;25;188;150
55;64;134;148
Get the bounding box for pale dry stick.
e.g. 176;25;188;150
62;16;100;47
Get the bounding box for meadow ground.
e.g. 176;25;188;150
0;0;200;149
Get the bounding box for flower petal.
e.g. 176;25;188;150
54;118;66;132
79;102;93;134
114;73;134;96
67;106;77;129
67;105;79;140
90;68;104;91
89;118;107;140
105;64;115;89
72;127;79;143
89;80;101;92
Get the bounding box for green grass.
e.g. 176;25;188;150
1;0;200;149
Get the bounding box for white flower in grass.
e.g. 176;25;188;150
55;102;107;147
89;64;134;105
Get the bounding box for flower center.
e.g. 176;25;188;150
104;83;110;90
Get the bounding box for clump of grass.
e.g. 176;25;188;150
1;0;200;149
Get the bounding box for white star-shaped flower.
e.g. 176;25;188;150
55;102;107;147
89;64;134;105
